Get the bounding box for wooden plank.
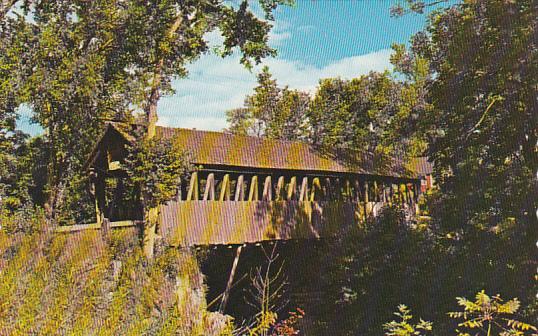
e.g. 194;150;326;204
364;180;370;217
310;178;321;202
398;183;405;205
262;176;272;201
56;223;101;233
344;179;352;202
373;180;379;202
287;176;297;200
110;220;138;228
160;201;358;245
220;174;231;201
382;181;388;202
235;175;245;201
203;173;215;201
275;176;285;200
248;175;258;201
187;172;199;201
299;177;308;201
354;179;362;203
219;245;243;313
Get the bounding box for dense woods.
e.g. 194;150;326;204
0;0;536;335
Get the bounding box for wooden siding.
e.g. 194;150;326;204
158;200;381;246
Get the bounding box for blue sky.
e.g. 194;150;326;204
18;1;439;135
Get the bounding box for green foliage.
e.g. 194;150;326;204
0;213;231;335
124;129;192;211
392;0;537;233
1;0;290;222
390;0;451;17
227;68;429;160
383;305;432;336
226;66;309;141
448;291;538;336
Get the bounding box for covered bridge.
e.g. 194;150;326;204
82;122;423;247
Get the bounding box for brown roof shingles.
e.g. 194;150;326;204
155;126;416;178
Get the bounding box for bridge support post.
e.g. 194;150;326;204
143;207;159;259
219;172;260;312
219;245;243;313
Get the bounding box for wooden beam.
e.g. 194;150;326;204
248;175;258;201
310;177;321;202
299;177;308;201
235;175;245;201
93;172;105;228
203;173;215;201
344;179;352;202
354;179;362;203
373;180;379;202
323;177;331;201
219;174;231;201
399;183;404;204
186;172;198;201
219;245;243;313
143;207;159;259
275;176;285;200
175;178;182;201
381;182;387;203
56;223;101;233
287;176;297;200
262;176;272;201
364;180;370;217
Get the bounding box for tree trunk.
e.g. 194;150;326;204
144;14;184;139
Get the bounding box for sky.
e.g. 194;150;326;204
17;1;437;135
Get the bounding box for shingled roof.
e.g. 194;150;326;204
407;157;433;177
155;126;416;179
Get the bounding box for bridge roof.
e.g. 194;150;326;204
156;126;416;179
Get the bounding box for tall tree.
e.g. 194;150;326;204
392;0;537;233
0;0;290;223
227;69;428;160
227;66;309;140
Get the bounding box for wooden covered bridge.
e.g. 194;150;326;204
77;122;425;248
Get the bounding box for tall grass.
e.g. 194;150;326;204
0;211;229;335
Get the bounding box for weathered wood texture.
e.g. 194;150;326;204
80;123;424;247
158;200;384;246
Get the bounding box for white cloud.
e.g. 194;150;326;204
157;116;227;131
268;30;292;45
157;49;393;131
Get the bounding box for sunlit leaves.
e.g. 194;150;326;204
448;290;537;336
123;128;192;210
383;304;433;336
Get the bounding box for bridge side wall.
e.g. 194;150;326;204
158;200;386;246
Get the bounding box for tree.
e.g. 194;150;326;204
228;69;428;159
391;0;537;234
309;72;398;151
0;0;291;223
122;128;192;257
226;66;309;141
124;129;192;213
0;109;24;208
